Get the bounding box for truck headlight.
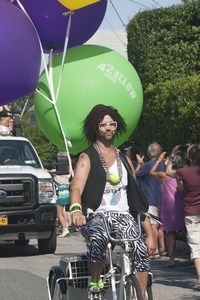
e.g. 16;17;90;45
38;179;56;204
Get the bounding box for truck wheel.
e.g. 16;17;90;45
38;226;57;254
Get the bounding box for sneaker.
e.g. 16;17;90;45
58;228;69;237
193;283;200;291
88;286;101;300
97;279;104;289
89;279;104;289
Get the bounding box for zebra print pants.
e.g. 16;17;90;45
82;212;150;272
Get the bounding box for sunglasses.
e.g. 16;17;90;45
99;121;117;131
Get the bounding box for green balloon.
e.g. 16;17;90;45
34;45;143;154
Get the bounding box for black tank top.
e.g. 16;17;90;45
0;106;12;118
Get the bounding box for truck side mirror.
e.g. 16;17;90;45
56;155;68;175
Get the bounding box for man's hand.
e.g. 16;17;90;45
142;217;156;256
71;211;86;227
145;232;156;257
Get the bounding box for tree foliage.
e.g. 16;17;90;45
12;95;58;163
126;0;200;153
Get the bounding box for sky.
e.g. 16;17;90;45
100;0;183;30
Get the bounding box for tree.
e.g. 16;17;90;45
126;0;200;153
12;94;58;162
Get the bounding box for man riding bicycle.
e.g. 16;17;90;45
69;105;156;300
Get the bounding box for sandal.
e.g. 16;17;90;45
150;252;161;259
193;284;200;291
160;251;167;256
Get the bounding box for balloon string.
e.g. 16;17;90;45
48;50;56;104
51;103;74;177
35;88;53;104
16;0;74;177
46;11;74;176
55;12;72;103
15;0;54;101
36;87;74;176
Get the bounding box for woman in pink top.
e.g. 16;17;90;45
167;144;200;290
150;152;185;268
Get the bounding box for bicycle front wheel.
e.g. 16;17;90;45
145;272;153;300
49;266;68;300
145;286;153;300
125;274;143;300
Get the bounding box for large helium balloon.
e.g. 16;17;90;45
0;0;41;105
58;0;100;10
34;45;143;154
14;0;107;53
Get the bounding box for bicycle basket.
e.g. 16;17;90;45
60;253;90;289
59;253;122;289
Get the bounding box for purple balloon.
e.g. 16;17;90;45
0;0;41;105
14;0;107;53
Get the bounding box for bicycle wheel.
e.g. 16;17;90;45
145;286;153;300
145;272;153;300
48;266;68;300
125;274;143;300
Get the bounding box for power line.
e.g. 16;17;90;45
108;0;127;28
128;0;151;9
151;0;163;8
104;17;127;47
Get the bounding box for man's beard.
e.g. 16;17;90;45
96;130;115;143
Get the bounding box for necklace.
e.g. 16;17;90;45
93;142;122;185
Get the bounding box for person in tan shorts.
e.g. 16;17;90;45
0;104;13;135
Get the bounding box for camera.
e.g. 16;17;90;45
178;144;188;151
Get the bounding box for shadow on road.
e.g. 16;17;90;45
0;241;39;257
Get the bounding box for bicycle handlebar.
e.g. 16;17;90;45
87;210;162;244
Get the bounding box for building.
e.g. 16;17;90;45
86;29;127;58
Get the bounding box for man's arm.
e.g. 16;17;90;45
150;151;166;182
69;152;90;227
142;217;156;256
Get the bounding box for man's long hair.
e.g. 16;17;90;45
82;104;127;143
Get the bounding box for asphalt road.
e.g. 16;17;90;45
0;231;199;300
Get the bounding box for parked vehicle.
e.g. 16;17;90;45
0;135;57;254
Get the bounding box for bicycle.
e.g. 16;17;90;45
47;211;161;300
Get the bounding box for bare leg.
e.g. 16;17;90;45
65;211;72;228
194;257;200;284
158;228;165;253
57;205;67;230
166;232;175;264
151;224;159;253
89;261;104;283
136;271;148;299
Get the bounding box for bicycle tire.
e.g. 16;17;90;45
49;266;68;300
125;274;143;300
145;286;153;300
145;272;153;300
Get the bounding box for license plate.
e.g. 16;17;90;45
0;216;8;226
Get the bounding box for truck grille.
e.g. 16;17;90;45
0;176;37;210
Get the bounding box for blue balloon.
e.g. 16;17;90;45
14;0;107;53
0;0;41;104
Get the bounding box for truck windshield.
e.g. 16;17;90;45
0;140;42;168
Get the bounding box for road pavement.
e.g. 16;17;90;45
0;231;199;300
